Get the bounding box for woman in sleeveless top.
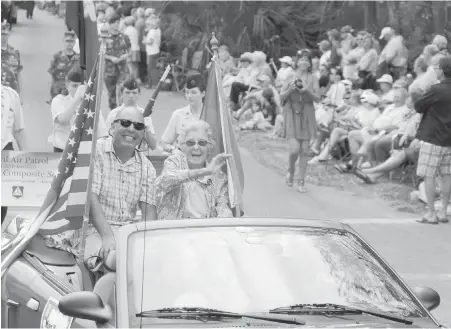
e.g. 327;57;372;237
280;50;320;192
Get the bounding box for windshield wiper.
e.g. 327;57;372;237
136;307;305;325
269;303;412;325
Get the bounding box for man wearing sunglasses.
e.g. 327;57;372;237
105;77;157;150
88;106;157;262
160;73;206;154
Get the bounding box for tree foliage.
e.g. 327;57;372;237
153;1;450;62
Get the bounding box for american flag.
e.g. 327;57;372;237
39;58;99;235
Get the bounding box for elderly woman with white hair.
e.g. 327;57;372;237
156;120;233;220
229;51;273;111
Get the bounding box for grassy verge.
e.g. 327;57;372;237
236;130;424;215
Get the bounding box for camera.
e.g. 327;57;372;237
294;79;303;89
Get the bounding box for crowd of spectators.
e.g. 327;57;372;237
216;25;450;222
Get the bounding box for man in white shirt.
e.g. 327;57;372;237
360;88;410;162
378;27;408;80
49;71;107;152
143;15;161;88
49;71;85;152
105;77;157;151
1;85;27;224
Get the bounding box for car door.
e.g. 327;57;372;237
2;256;67;328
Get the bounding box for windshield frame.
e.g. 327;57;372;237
114;218;438;328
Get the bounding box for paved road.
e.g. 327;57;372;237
5;8;451;325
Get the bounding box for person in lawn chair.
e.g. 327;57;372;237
333;91;382;173
309;89;364;164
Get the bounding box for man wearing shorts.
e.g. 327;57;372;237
414;56;451;224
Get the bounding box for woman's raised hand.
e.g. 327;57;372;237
207;153;232;174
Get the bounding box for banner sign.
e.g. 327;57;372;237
1;151;60;207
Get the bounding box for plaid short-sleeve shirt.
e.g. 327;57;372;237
93;137;157;222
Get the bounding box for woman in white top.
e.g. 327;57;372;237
123;16;141;83
1;85;27;224
338;91;381;172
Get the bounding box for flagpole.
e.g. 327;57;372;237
210;33;242;217
78;27;108;262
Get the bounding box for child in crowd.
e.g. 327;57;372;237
239;99;272;131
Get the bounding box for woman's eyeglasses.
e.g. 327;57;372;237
184;139;209;147
114;119;146;131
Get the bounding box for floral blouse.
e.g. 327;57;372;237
156;154;233;220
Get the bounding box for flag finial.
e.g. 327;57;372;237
210;32;219;57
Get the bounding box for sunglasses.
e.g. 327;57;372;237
184;139;208;147
114;119;146;131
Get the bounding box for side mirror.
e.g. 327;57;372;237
58;291;112;324
412;286;440;311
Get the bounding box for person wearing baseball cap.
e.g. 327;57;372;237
378;27;408;80
275;56;295;91
160;73;206;154
414;56;451;224
376;74;395;106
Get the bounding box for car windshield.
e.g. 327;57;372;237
127;226;425;323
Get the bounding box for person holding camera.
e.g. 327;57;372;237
280;49;320;193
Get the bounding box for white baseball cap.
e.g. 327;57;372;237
377;74;393;85
379;27;394;39
145;8;155;16
279;56;294;67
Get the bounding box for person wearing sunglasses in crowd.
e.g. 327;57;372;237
105;77;156;151
159;73;206;154
156;120;233;220
44;106;157;268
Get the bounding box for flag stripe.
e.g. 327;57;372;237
66;205;86;221
75;153;91;167
78;141;93;154
67;192;87;206
71;166;90;181
69;178;90;193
